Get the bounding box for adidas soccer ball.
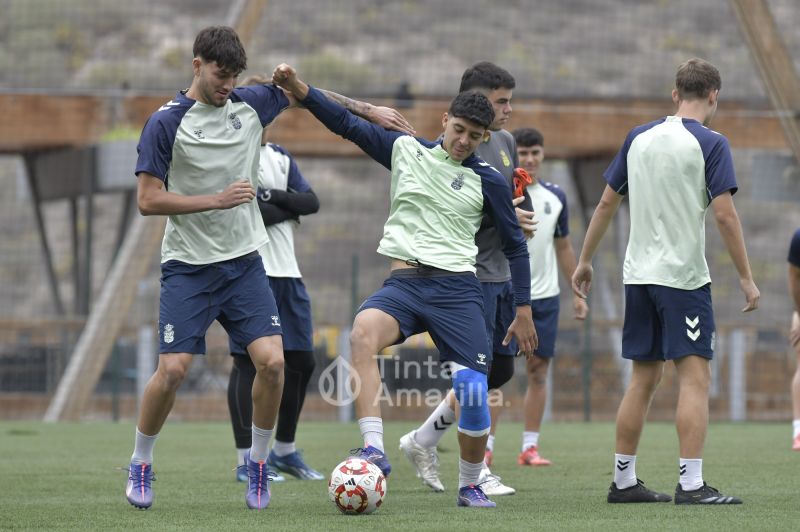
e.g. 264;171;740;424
328;457;387;514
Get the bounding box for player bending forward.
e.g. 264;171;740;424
272;64;538;508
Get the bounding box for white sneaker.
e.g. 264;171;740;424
478;467;516;496
399;431;444;492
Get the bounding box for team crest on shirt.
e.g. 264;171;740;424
163;323;175;344
229;112;242;130
544;201;552;214
500;149;511;167
451;172;465;190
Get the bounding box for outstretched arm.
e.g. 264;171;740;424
273;63;405;170
571;185;623;299
318;89;415;135
711;191;759;312
274;71;414;135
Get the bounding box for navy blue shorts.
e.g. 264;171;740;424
481;281;517;356
230;276;313;354
531;295;560;358
622;283;715;361
158;251;281;355
359;270;491;373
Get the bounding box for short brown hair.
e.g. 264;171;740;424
675;58;721;100
193;26;247;75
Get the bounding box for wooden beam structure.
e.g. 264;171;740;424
226;0;269;47
43;213;165;422
0;93;788;159
730;0;800;163
0;93;107;153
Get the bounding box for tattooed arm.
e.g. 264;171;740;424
281;85;414;134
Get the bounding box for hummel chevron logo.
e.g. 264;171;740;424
679;465;687;476
686;315;700;341
157;100;181;112
616;460;630;471
433;415;453;431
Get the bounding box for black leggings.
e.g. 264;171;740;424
486;354;515;390
227;350;317;449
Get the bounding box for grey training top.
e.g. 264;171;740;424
474;129;528;282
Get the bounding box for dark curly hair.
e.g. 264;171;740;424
448;90;495;129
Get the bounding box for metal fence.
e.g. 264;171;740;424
1;0;799;421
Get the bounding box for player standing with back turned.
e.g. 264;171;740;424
572;57;759;505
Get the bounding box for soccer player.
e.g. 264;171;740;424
398;62;536;496
227;76;322;483
498;127;588;467
126;26;412;511
572;57;759;505
272;63;538;508
787;228;800;451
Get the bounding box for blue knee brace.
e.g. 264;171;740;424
452;367;490;437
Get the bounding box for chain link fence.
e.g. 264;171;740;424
1;0;798;421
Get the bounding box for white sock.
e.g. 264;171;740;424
237;447;249;466
358;417;384;452
679;458;703;491
613;453;637;489
250;424;273;463
131;428;158;465
414;400;456;448
272;440;296;457
793;419;800;439
458;458;484;488
486;434;495;452
522;431;540;452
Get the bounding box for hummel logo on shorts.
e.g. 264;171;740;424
685;315;700;341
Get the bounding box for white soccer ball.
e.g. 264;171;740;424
328;457;387;515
